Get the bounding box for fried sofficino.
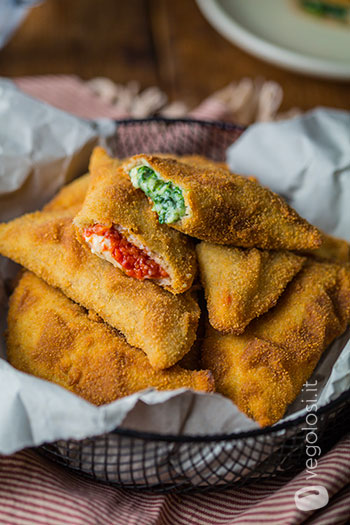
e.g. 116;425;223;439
202;260;350;427
74;148;197;294
123;154;322;250
7;272;214;404
43;173;90;212
197;242;306;334
0;207;200;370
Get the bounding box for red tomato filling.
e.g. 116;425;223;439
84;224;169;281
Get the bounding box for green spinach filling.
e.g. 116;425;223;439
129;165;186;224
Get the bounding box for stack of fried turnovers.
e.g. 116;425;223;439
7;272;214;404
1;148;350;426
74;148;197;293
202;260;350;427
123;154;321;249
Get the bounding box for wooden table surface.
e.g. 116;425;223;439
1;0;349;113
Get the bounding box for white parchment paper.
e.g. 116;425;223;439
0;81;349;465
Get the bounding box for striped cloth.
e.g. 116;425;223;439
0;437;349;524
1;75;349;524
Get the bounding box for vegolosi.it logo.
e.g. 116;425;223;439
294;485;329;511
294;379;329;512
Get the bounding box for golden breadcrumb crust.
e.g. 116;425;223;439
179;155;259;184
74;147;197;294
7;272;214;404
89;145;122;174
180;155;229;171
0;207;200;370
197;243;306;334
202;260;350;427
122;154;322;250
43;174;90;212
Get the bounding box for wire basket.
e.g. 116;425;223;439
38;118;350;493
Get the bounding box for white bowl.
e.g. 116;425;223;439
196;0;350;80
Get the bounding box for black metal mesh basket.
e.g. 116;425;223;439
38;118;350;493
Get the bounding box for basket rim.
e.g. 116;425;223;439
113;116;246;131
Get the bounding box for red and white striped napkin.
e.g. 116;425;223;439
1;75;349;525
0;437;349;525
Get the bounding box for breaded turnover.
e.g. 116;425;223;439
202;260;350;427
196;243;306;334
123;154;321;250
7;272;214;404
0;207;200;370
43;173;90;212
74;148;197;294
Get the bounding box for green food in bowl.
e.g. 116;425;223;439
300;0;349;21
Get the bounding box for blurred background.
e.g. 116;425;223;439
0;0;349;117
